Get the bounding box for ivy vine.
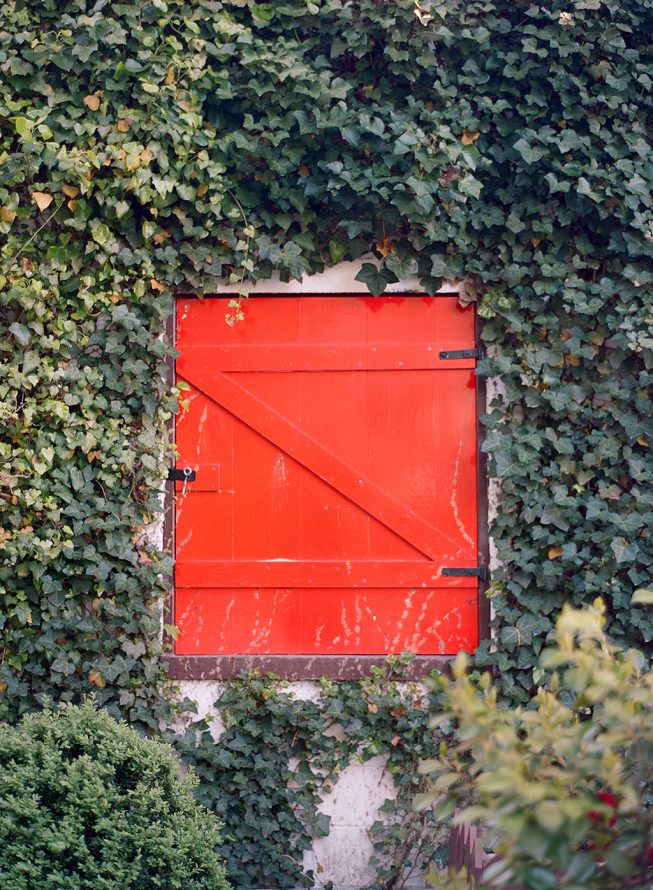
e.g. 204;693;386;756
173;658;447;890
1;0;652;885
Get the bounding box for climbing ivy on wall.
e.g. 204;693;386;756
174;659;447;890
1;0;652;883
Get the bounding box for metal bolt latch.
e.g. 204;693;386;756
167;467;196;496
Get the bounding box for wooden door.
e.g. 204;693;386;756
173;296;480;657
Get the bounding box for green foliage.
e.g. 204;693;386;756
0;699;229;889
176;676;339;890
0;0;652;884
173;658;448;890
421;599;653;889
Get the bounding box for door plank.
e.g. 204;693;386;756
174;585;478;655
176;560;474;588
181;343;475;372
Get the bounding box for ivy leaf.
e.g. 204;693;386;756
577;177;600;202
83;94;101;111
500;626;521;649
632;589;653;606
252;3;274;22
354;263;390;296
513;138;546;164
516;613;551;645
13;116;32;137
458;174;482;198
385;254;418;278
88;669;106;688
610;537;630;563
461;129;480;145
313;812;331;837
328;240;347;265
394;131;419;156
32;191;53;212
9;323;30;346
627;173;651;203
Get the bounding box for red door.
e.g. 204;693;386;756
173;296;480;656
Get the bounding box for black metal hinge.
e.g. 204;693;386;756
442;566;489;581
439;348;485;360
167;467;196;482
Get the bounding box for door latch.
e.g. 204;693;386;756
168;467;196;496
167;467;196;482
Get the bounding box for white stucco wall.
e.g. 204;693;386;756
170;261;493;889
216;258;459;296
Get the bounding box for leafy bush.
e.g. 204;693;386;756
0;700;230;890
420;597;653;889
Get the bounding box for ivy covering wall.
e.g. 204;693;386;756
1;0;652;885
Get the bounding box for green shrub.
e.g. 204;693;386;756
0;700;230;890
419;598;653;889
